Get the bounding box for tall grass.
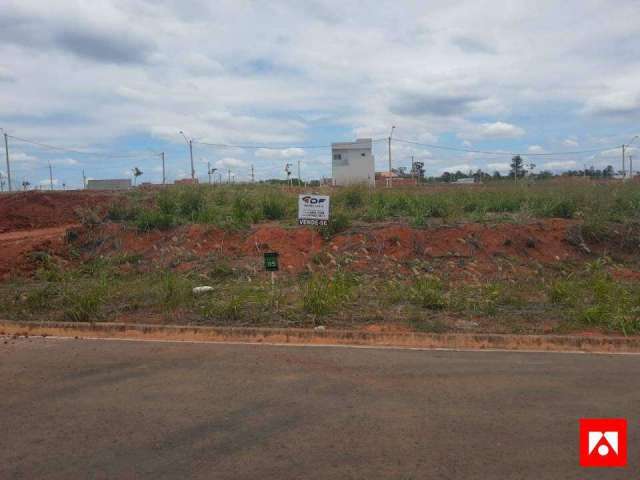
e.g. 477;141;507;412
105;180;640;232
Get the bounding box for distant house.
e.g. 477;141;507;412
331;138;375;186
453;178;477;185
375;171;417;187
174;178;199;185
86;179;131;190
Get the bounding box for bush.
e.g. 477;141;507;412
160;272;192;310
303;272;357;315
341;188;365;209
63;282;106;321
261;195;288;220
409;277;446;309
135;210;176;231
320;210;351;239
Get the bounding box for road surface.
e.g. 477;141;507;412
1;336;639;479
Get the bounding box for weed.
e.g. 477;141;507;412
63;280;106;321
408;277;446;310
135;210;176;231
160;272;192;310
303;272;357;315
319;210;350;239
408;316;449;333
261;194;288;220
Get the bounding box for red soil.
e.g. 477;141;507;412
0;225;75;280
12;219;591;282
1;191;637;282
0;191;116;233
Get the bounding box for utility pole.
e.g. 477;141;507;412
48;161;53;190
208;161;211;184
388;126;396;173
161;152;166;185
82;169;86;189
622;136;639;179
251;164;255;183
189;140;194;180
297;159;301;186
388;125;396;188
0;172;4;192
630;155;633;178
228;168;231;184
3;132;11;192
179;131;195;181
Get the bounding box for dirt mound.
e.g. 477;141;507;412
0;226;74;279
0;191;117;233
3;218;630;281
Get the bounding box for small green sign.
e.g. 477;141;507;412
264;252;279;271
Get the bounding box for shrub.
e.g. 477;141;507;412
160;272;192;310
320;210;351;239
135;210;176;231
179;188;206;219
261;195;288;220
63;282;106;321
303;272;357;315
341;188;365;209
409;277;446;310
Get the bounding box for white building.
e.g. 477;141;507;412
331;138;375;186
86;179;132;190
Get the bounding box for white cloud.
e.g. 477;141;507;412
39;178;59;186
51;157;79;166
1;0;640;182
542;160;577;170
439;163;476;173
563;138;579;147
215;157;248;169
487;162;511;172
10;152;39;163
527;145;545;153
479;122;525;139
458;122;525;141
255;147;305;159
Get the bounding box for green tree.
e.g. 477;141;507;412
510;155;526;179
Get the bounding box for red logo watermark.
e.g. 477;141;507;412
579;419;627;468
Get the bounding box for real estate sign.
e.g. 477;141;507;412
298;194;330;226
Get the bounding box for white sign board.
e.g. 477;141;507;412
298;194;330;226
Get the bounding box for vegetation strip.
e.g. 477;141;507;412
3;321;640;354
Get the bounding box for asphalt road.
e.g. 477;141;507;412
1;337;639;479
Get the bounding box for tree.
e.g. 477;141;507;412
510;155;526;179
132;167;143;185
603;165;614;178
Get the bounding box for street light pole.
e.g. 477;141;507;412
179;131;195;181
623;135;639;178
388;125;396;187
388;126;396;173
161;152;166;185
2;130;11;192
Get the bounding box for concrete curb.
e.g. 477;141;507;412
2;320;640;353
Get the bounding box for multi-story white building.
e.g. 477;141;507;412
331;138;375;186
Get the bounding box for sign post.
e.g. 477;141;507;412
264;252;279;300
298;194;330;226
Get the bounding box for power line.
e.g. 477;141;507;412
193;138;387;149
7;134;162;159
393;138;619;157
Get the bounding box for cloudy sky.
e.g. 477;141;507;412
1;0;639;188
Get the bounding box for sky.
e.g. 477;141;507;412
1;0;639;188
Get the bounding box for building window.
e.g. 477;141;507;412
333;153;342;160
361;153;365;156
